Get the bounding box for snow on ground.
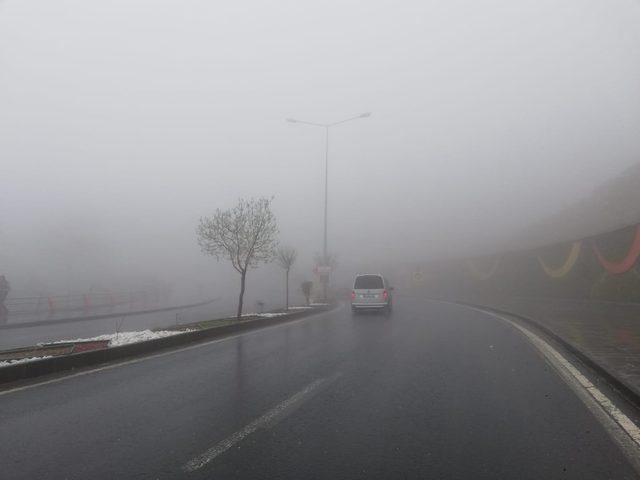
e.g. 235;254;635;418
242;312;288;318
45;329;193;348
0;308;319;368
0;356;53;368
0;330;192;368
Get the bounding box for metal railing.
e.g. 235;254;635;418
4;290;165;318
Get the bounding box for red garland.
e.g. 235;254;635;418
593;225;640;274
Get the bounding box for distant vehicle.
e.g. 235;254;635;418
350;274;393;315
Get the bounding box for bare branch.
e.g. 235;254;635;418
196;197;279;318
276;246;297;272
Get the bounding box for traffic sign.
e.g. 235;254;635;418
315;265;332;277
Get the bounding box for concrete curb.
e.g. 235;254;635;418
0;305;334;386
451;300;640;411
0;298;217;331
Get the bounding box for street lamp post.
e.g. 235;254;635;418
286;112;371;300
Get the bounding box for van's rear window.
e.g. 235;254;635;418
354;275;384;289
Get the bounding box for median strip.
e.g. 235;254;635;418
0;305;334;386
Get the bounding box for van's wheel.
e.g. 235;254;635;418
351;307;358;315
384;305;392;317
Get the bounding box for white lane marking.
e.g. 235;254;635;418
462;305;640;472
183;372;341;472
508;320;640;443
0;309;337;397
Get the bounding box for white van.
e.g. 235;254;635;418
350;274;393;314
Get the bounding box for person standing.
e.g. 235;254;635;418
0;275;10;324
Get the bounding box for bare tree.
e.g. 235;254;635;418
196;197;278;319
276;246;297;310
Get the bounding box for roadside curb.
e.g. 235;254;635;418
0;305;334;387
450;300;640;412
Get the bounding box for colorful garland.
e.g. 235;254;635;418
467;257;500;280
537;241;582;279
465;225;640;282
593;225;640;274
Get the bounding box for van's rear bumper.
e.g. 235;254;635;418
351;303;388;309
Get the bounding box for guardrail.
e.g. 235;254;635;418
4;290;166;318
0;298;217;330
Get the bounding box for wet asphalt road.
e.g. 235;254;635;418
1;298;637;479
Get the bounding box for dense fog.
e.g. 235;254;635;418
2;0;640;304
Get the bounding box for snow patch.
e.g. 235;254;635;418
0;330;192;368
0;356;53;368
242;312;288;318
45;329;193;348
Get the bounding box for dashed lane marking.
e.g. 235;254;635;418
183;372;342;472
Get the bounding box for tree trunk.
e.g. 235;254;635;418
285;269;289;310
237;270;246;320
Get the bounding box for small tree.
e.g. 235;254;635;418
196;197;278;319
276;246;297;310
301;281;313;306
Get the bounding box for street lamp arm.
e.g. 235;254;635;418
285;118;328;128
287;112;371;128
328;112;372;127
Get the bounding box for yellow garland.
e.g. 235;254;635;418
537;241;581;279
467;257;500;280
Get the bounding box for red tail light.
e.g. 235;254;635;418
351;290;356;300
383;290;388;300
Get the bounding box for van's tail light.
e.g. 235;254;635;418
383;290;388;300
351;290;356;300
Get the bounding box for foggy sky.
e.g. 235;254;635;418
2;0;640;297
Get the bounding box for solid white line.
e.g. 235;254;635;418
510;321;640;445
183;372;341;472
462;305;640;472
0;309;336;397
